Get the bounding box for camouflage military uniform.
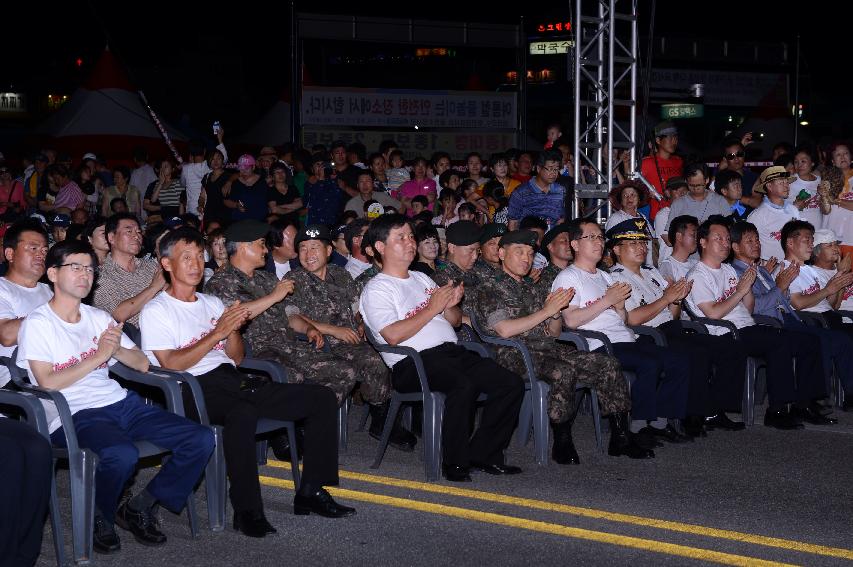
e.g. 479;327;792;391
205;264;358;403
470;258;500;283
431;260;480;289
473;270;630;423
538;262;564;293
353;265;380;297
284;264;390;405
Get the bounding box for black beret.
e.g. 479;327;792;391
540;223;571;253
224;220;269;243
295;224;332;246
479;222;508;244
446;220;482;246
498;229;539;249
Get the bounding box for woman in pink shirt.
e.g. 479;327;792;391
47;164;85;211
394;157;437;217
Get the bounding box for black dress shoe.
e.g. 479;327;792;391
704;414;746;431
368;404;417;452
294;488;356;517
93;515;121;554
269;433;294;462
764;409;804;430
115;502;166;547
639;425;691;443
441;464;472;482
470;461;523;475
233;510;277;537
790;406;838;425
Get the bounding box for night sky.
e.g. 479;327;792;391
1;2;848;147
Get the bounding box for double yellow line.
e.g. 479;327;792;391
261;462;853;566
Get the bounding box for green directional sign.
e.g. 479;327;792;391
661;103;704;119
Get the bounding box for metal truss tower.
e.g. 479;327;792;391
572;0;639;221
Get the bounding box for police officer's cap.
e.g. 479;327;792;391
604;218;652;244
446;220;482;246
498;229;539;249
295;224;332;246
479;222;508;244
224;220;269;243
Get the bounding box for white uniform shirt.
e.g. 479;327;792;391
551;265;636;350
609;264;674;328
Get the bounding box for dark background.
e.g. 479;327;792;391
1;1;848;156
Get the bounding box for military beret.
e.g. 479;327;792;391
224;220;269;243
295;224;332;246
605;217;652;243
446;220;482;246
540;223;571;254
479;222;508;244
498;229;539;249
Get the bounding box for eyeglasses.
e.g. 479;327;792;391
541;166;561;173
58;263;98;275
725;151;745;160
577;234;605;242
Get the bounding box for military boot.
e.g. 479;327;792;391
551;419;580;465
608;412;655;459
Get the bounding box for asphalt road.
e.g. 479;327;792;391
35;403;853;567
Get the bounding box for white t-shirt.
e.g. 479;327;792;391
746;200;801;261
788;175;822;228
654;206;673;264
786;261;832;313
16;303;133;433
823;197;853;246
686;261;755;334
345;256;372;279
551;265;635;350
180;143;227;215
140;292;234;376
658;256;696;283
0;279;52;387
359;271;458;367
813;266;853;313
274;260;292;280
609;264;674;328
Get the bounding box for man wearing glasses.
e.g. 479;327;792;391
746;166;801;262
719;137;761;208
0;219;53;390
668;162;732;225
506;150;566;231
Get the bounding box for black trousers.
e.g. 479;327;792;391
186;364;339;514
391;343;524;467
0;419;52;567
655;320;748;415
736;326;825;408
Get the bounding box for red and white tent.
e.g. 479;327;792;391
34;49;186;161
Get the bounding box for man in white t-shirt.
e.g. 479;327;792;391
359;214;524;482
0;220;53;388
746;166;801;261
553;218;691;444
17;240;214;554
810;229;853;329
343;219;372;278
783;222;853;321
686;217;828;429
658;215;699;284
140;228;354;538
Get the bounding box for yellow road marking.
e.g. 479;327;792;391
266;461;853;561
259;475;797;567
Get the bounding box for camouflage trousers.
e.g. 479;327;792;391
254;342;358;405
327;342;391;405
495;338;630;423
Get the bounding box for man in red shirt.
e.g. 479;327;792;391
641;121;683;221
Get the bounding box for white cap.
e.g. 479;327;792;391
813;228;841;248
82;152;98;161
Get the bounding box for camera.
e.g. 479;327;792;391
212;120;220;135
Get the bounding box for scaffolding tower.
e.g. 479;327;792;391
572;0;639;221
